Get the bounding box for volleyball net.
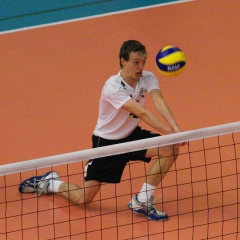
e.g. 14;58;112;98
1;121;240;240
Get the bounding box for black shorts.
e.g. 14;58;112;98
84;126;160;183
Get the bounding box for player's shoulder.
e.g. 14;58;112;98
140;70;160;90
141;70;156;79
104;73;123;93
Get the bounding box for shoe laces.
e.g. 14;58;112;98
35;178;49;196
143;196;163;212
147;196;163;205
23;177;43;196
25;177;39;190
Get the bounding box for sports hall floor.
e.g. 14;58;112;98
1;0;240;239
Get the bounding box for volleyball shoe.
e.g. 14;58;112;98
128;194;168;221
18;171;60;196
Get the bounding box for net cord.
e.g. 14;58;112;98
1;121;240;176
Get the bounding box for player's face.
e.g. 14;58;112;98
121;52;147;81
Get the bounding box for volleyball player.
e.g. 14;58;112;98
19;40;185;221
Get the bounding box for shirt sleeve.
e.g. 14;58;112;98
103;84;131;110
145;72;160;92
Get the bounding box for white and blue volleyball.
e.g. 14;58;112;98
156;46;186;77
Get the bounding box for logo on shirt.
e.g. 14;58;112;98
139;87;146;98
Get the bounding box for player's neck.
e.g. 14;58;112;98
120;71;138;89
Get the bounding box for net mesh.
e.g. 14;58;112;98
1;122;240;240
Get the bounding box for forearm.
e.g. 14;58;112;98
155;101;180;132
139;110;173;135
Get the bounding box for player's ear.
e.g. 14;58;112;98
121;58;126;67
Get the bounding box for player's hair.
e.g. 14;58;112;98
119;40;147;68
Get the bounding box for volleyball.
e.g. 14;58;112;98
155;46;186;77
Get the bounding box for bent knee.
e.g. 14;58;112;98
164;144;179;159
146;144;179;159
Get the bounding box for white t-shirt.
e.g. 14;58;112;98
93;70;160;139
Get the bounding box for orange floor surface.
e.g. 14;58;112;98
1;0;240;239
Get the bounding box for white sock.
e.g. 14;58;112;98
48;180;64;193
137;183;156;202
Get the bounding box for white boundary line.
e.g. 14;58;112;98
0;0;194;35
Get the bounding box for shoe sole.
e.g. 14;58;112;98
128;204;168;221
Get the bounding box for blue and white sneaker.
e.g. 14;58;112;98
128;194;168;221
19;171;60;196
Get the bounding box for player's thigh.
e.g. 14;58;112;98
145;144;179;159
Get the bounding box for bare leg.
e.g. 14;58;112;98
58;180;101;205
145;144;179;187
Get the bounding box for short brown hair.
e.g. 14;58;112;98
119;40;147;68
